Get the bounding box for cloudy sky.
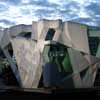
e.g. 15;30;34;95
0;0;100;29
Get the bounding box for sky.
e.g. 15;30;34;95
0;0;100;29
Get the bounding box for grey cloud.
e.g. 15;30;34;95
85;2;100;15
32;0;80;21
0;26;4;30
22;0;59;8
70;18;93;23
56;1;80;20
61;1;100;26
0;0;100;28
0;4;8;12
0;0;21;6
63;1;80;9
20;8;31;15
0;19;16;25
33;9;55;17
82;2;100;26
69;17;100;27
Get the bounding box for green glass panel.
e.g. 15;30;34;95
43;43;73;75
62;54;73;73
55;58;62;72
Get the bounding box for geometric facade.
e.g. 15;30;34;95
0;20;100;89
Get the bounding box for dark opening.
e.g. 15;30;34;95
8;43;13;57
94;68;100;87
23;32;31;39
88;37;100;56
16;32;31;39
7;43;18;69
1;65;19;86
38;74;43;88
0;47;19;87
0;49;6;58
80;67;89;80
45;28;55;40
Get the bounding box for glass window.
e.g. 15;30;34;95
45;28;55;40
